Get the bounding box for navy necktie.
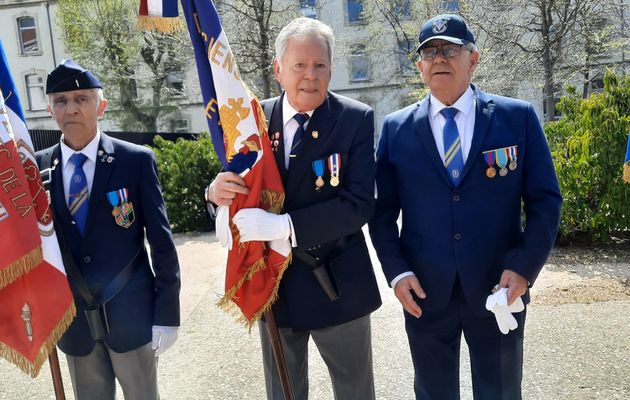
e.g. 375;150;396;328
68;153;89;235
440;107;464;186
289;113;309;165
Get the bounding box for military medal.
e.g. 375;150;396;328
107;188;135;228
508;146;518;171
312;159;325;190
496;148;509;177
271;132;280;152
483;151;496;178
327;153;341;187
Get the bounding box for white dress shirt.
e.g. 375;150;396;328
59;130;101;207
391;88;477;289
282;95;314;169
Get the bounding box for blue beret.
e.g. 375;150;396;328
417;14;475;52
45;59;102;94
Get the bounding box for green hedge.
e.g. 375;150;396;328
151;132;222;233
546;70;630;243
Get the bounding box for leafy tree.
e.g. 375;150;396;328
546;70;630;243
56;0;192;131
216;0;296;99
460;0;622;120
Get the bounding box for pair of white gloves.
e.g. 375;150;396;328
216;206;292;250
485;287;524;335
151;325;178;357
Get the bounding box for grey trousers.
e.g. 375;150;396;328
259;315;375;400
65;342;158;400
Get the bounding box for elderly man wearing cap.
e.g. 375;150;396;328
36;59;181;400
369;14;562;399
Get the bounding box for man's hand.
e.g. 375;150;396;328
206;172;249;206
233;208;292;242
498;269;528;306
393;275;426;318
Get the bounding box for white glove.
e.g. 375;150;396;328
233;208;292;242
485;288;524;335
151;325;178;357
216;205;233;250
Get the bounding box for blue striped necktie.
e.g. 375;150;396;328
441;107;464;186
68;153;89;235
289;113;309;165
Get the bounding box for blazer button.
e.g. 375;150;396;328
83;256;92;263
453;195;460;202
454;233;462;240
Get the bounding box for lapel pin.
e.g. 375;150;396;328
312;130;319;139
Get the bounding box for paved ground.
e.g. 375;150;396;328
1;230;629;400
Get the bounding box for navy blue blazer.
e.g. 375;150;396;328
262;91;381;329
36;133;180;356
369;86;562;315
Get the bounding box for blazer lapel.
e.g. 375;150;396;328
267;94;287;184
414;97;454;187
84;133;115;235
460;86;494;183
285;94;337;193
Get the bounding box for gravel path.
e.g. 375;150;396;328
1;231;628;400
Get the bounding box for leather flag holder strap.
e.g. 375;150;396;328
292;236;351;302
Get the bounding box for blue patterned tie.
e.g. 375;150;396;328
68;153;89;235
441;107;464;186
289;113;309;164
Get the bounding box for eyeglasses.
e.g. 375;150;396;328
419;44;466;61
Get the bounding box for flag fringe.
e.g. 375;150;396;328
0;302;76;378
0;246;42;290
624;162;630;183
218;253;292;331
260;190;285;215
137;16;182;33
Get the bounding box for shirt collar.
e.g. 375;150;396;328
282;94;315;127
60;130;101;168
429;86;475;118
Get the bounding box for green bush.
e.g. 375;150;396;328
546;70;630;243
150;132;222;233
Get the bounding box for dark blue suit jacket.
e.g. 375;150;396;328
369;86;562;315
262;91;381;329
36;133;180;356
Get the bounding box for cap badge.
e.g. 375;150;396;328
432;18;448;34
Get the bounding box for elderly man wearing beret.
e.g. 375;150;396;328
36;59;181;400
369;14;562;399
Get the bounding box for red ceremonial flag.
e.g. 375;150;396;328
0;41;75;377
181;0;291;327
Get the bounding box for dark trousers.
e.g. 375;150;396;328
405;281;526;400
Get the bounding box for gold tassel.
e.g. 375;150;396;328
217;253;292;331
260;190;285;214
623;162;630;183
0;247;43;290
138;16;182;33
0;302;76;378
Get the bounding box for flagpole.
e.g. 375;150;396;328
48;348;66;400
264;310;294;400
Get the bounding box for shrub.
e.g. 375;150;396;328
150;132;222;233
546;70;630;243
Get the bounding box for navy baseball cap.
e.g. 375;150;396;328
416;14;475;52
45;59;102;94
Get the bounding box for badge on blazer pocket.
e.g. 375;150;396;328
106;188;135;228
